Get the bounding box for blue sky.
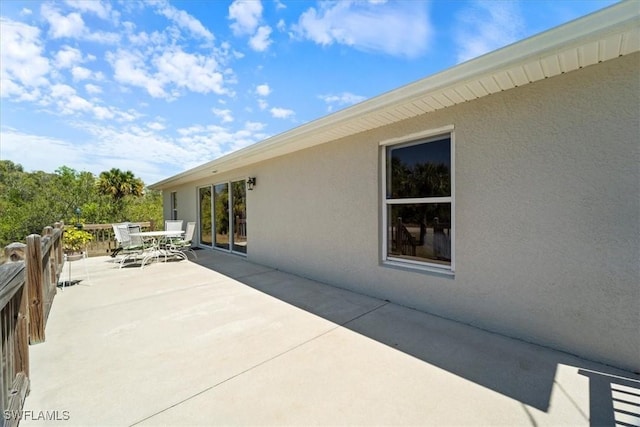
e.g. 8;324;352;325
0;0;616;185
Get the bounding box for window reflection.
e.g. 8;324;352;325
387;137;451;199
232;180;247;254
199;187;212;246
388;203;451;266
214;183;229;250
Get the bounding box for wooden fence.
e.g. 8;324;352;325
78;221;154;257
0;222;65;426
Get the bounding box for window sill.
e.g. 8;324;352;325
382;259;455;278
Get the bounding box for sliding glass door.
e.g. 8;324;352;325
198;186;212;246
231;180;247;254
200;180;247;254
214;183;229;250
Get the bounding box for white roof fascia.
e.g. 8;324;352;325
150;1;639;190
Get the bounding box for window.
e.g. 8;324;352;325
381;127;454;273
170;192;178;220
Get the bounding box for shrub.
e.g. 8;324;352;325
63;228;93;253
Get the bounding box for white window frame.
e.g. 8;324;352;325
380;125;455;275
170;191;178;220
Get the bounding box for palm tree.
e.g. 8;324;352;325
96;168;144;218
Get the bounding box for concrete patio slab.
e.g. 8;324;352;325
19;250;640;426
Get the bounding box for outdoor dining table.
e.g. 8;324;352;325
129;230;186;268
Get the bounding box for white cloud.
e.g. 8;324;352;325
270;107;294;119
44;82;139;122
255;84;271;97
54;46;82;69
146;121;166;130
0;18;50;95
20;8;32;16
245;121;266;132
85;84;102;94
107;45;231;99
71;66;92;81
41;3;120;43
50;83;76;99
257;99;268;110
454;1;525;63
174;121;269;169
276;19;286;31
107;49;166;98
154;47;227;95
85;31;120;44
229;0;263;35
154;0;215;42
3;123;165;185
212;108;234;123
69;120;199;182
319;92;366;111
292;1;431;58
41;3;86;39
65;0;114;21
0;129;95;175
228;0;273;51
249;25;273;51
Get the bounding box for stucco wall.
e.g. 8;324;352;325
168;53;639;371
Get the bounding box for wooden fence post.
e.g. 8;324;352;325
3;243;26;263
16;284;30;378
42;226;58;300
26;234;45;344
54;222;64;272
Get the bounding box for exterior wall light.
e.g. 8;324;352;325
247;177;256;190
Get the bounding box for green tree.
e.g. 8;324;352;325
53;166;101;223
0;162;161;252
96;168;145;219
122;189;163;230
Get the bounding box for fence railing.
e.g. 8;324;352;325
76;221;153;257
393;218;417;257
0;221;65;426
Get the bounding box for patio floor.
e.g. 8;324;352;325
21;250;640;426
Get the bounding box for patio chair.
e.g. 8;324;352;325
165;220;184;232
117;224;148;268
167;221;197;259
111;222;130;257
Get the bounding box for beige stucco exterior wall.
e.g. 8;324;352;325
165;52;639;371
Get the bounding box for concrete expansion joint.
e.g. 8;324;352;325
233;268;278;281
129;300;390;426
76;282;215;313
339;301;390;328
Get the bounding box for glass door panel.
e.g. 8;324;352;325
198;186;212;246
232;180;247;253
214;183;230;250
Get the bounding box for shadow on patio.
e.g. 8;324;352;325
191;250;640;426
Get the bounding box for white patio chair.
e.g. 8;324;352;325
167;221;197;260
117;224;148;268
165;220;183;232
111;222;130;257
